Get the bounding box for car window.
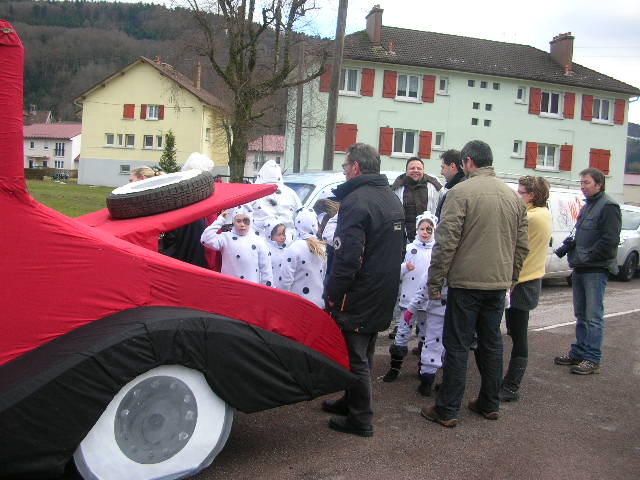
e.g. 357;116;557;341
621;209;640;230
284;182;316;205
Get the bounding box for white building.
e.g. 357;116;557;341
24;123;82;170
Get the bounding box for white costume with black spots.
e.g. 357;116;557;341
279;208;326;308
251;160;302;243
200;205;273;286
261;217;288;289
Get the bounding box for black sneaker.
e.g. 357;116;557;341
328;417;373;437
383;368;400;382
554;354;581;366
571;360;601;375
498;385;520;402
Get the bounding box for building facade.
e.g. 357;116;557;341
23;123;82;171
246;135;285;177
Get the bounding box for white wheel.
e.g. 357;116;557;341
74;365;233;480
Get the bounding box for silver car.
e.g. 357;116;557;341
617;204;640;281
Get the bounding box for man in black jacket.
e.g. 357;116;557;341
554;168;621;375
435;149;464;219
322;143;405;437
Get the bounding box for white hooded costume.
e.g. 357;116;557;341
279;208;327;308
261;216;288;289
200;204;273;286
251;160;301;243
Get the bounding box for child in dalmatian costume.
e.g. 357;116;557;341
383;212;440;384
261;216;288;289
200;204;273;286
279;208;327;308
252;160;302;243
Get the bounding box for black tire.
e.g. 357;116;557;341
617;252;638;282
107;170;214;219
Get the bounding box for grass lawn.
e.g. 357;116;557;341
26;179;114;217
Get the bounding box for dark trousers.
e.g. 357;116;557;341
342;331;377;428
435;288;505;419
505;307;529;359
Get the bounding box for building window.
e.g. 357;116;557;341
471;118;479;126
105;133;115;146
117;134;124;147
480;81;488;89
44;141;49;149
54;142;65;156
275;156;281;164
493;82;500;90
434;132;445;149
205;128;211;142
143;135;154;149
485;104;493;111
468;79;475;87
340;68;359;93
393;130;417;155
29;141;35;149
472;102;480;110
54;160;64;168
438;77;449;95
512;140;523;157
541;91;561;116
537;144;558;169
147;105;160;120
592;98;611;122
120;164;131;175
484;119;491;127
125;134;135;148
397;74;419;99
156;135;163;149
516;86;527;103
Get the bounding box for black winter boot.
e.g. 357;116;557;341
499;356;528;402
417;373;435;396
383;355;404;382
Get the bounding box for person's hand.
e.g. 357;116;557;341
430;291;442;301
403;309;413;326
406;261;415;271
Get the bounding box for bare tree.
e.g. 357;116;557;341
184;0;327;182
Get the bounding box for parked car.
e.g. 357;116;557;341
616;204;640;281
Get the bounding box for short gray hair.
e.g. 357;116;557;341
461;140;493;168
345;143;381;174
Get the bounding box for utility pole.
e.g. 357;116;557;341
293;39;304;173
322;0;348;171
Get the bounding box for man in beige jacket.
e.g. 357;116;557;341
421;140;529;428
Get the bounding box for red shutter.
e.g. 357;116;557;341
525;142;538;168
589;148;598;169
528;88;541;115
418;131;432;159
335;123;358;152
581;95;593;121
559;145;573;171
422;75;436;103
319;65;332;93
382;70;397;98
140;104;147;120
600;150;611;175
360;68;375;96
614;99;625;125
158;105;165;120
379;127;393;155
123;104;135;119
563;93;575;119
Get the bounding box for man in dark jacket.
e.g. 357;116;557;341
322;143;405;437
435;149;464;219
554;168;621;375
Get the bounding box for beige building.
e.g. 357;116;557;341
75;57;228;186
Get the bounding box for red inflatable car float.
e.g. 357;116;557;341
0;22;354;480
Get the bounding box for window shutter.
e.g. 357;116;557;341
600;150;611;175
563;93;575;119
418;131;432;158
614;99;625;125
422;75;436;103
158;105;165;120
335;123;358;152
319;65;332;93
123;104;135;119
581;95;593;121
382;70;397;98
140;104;147;120
525;142;537;168
528;88;541;115
360;68;375;96
379;127;393;155
559;145;573;171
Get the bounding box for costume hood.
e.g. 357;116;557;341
255;160;283;185
294;208;319;240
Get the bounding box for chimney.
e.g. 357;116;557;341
550;32;574;75
155;56;160;63
366;5;383;44
194;62;202;90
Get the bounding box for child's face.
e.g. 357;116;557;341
271;225;286;245
234;215;251;235
417;221;434;242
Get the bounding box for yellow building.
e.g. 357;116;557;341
75;57;228;186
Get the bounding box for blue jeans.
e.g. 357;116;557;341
569;271;608;364
435;288;505;420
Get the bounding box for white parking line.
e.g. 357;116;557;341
531;308;640;332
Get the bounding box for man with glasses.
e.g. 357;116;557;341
321;143;404;437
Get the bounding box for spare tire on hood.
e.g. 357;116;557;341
107;170;214;219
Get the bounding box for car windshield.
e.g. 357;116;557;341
621;209;640;230
284;182;316;204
